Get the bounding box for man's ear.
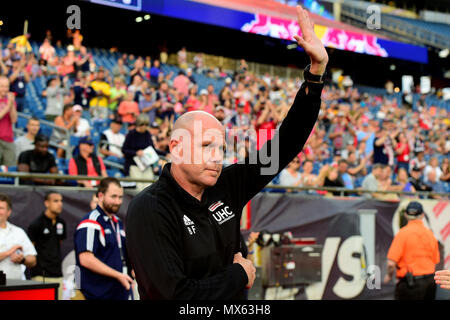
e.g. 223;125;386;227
169;137;183;161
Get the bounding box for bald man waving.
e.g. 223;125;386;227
126;6;328;300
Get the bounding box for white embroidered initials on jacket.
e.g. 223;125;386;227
183;215;196;235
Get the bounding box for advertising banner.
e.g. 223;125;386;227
3;187;448;299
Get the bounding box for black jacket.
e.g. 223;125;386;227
125;80;324;300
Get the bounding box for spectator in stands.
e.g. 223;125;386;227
148;122;161;145
423;157;443;183
409;166;432;193
347;152;367;182
7;55;30;112
89;67;111;120
0;193;37;279
17;134;58;185
299;159;318;188
393;131;410;173
0;77;18;167
121;114;154;190
186;68;196;84
172;70;190;98
153;134;170;159
390;167;416;194
14;117;40;160
128;74;143;96
426;170;446;198
337;159;353;189
149;59;161;85
133;79;150;103
28;191;66;299
0;53;8;76
118;90;140;126
193;53;204;74
361;163;384;193
356;122;375;159
71;72;94;111
316;165;345;196
68;136;108;189
177;47;188;70
139;88;157;124
112;58;129;80
279;157;302;189
25;54;41;80
185;85;201;112
153;81;175;122
53;104;77;158
255;100;280;149
410;150;426;173
144;56;152;74
43;77;66;121
129;57;147;82
60;50;76;79
379;165;393;191
440;158;450;183
108;77;126;113
38;38;56;62
327;112;348;156
373;124;396;166
206;84;218;109
341;140;356;160
75;46;91;75
72;104;91;138
99;116;125;166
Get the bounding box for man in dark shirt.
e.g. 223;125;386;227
18;134;58;185
409;166;432;193
28;191;66;299
121;113;154;177
126;6;328;300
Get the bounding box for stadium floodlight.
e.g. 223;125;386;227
144;14;151;20
0;20;3;26
439;48;449;58
287;43;298;50
135;16;143;23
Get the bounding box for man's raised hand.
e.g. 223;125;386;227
293;5;328;75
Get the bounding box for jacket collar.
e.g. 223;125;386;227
159;163;210;209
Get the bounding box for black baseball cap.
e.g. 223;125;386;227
150;122;159;129
405;201;424;216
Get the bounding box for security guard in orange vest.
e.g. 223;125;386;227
384;201;440;300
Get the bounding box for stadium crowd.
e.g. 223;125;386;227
0;32;449;197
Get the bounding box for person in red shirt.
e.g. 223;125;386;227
69;137;108;188
393;131;410;173
0;76;18;166
118;90;140;125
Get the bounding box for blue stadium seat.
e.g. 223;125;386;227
0;166;16;185
39;123;54;138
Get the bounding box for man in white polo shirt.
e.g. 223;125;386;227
0;193;37;279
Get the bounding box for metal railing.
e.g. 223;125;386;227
0;172;448;199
